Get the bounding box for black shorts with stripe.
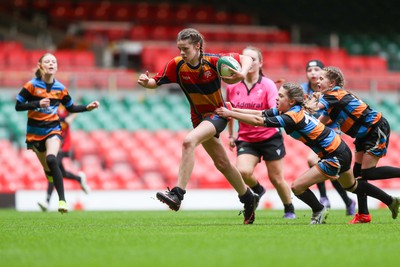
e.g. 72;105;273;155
354;117;390;157
235;132;286;161
27;134;62;153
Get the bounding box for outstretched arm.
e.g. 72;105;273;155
137;71;158;89
66;101;100;113
215;107;264;126
231;107;263;115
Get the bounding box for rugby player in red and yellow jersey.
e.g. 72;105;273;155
137;28;259;224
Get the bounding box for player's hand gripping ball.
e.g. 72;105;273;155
217;56;242;77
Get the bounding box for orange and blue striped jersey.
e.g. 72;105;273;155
16;78;74;143
319;87;382;138
153;52;240;127
262;105;342;158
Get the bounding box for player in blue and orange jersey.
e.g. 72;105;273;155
317;66;400;223
137;28;259;224
16;53;99;214
301;60;356;215
216;82;400;224
37;105;90;212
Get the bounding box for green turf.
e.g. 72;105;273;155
1;209;399;267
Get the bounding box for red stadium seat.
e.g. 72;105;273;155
71;51;96;69
90;6;111;21
73;139;98;161
325;49;349;68
6;50;29;70
133;3;152;22
262;50;286;72
0;41;23;52
103;149;128;169
271;31;291;43
33;0;50;11
54;51;74;70
150;26;177;41
347;56;367;72
174;4;192;23
286;52;306;73
111;6;130;21
365;56;388;72
214;11;230;24
304;48;329;64
129;24;151;41
232;13;253;25
89;130;109;143
141;171;166;190
71;5;90;21
106;28;128;42
193;7;215;24
111;162;143;189
154;3;174;24
27;50;49;67
133;156;159;176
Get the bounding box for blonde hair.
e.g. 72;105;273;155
282;82;318;114
322;66;345;87
35;53;54;79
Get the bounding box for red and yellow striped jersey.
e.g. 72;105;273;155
153;52;240;127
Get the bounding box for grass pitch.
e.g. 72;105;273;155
1;209;399;267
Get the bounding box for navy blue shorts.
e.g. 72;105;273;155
200;114;228;138
354;117;390;158
316;141;352;179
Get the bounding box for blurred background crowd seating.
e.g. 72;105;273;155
1;0;400;193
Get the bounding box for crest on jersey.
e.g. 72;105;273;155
204;70;212;78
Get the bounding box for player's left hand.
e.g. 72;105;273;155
220;67;245;84
215;107;231;118
87;101;100;111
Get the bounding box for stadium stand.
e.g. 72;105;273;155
1;0;400;194
1;93;400;192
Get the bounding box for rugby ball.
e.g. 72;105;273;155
217;56;242;77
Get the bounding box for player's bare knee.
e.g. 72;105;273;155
214;158;231;172
269;176;284;187
238;169;253;181
291;184;301;195
181;137;196;151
